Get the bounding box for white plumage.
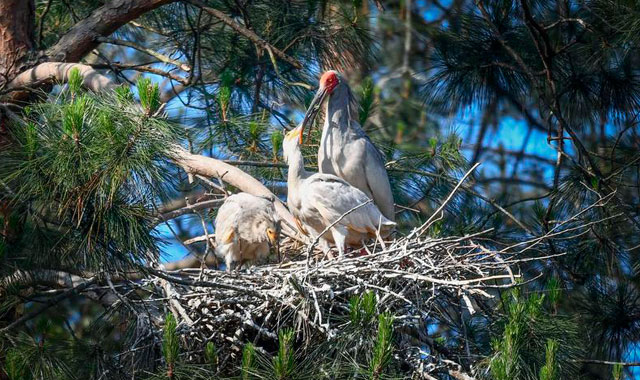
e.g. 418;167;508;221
284;126;395;256
214;193;280;271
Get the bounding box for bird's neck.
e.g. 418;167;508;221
325;85;352;132
287;146;307;187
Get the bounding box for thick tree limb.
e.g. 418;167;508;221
186;0;302;69
1;269;89;290
171;147;298;235
46;0;176;63
0;0;35;86
6;62;116;93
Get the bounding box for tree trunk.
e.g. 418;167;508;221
0;0;35;87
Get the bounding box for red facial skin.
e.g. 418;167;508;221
319;71;339;93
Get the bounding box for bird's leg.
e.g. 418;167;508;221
330;227;347;258
317;238;333;260
225;255;233;273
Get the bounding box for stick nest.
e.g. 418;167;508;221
149;229;522;376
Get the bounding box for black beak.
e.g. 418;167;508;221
301;87;328;143
268;237;281;262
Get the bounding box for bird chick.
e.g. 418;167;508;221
283;125;395;256
214;193;280;272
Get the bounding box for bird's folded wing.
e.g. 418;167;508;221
215;200;241;240
363;143;395;221
304;174;384;231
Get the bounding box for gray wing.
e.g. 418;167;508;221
348;121;395;222
363;141;395;222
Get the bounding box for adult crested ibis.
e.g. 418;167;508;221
301;70;395;223
214;193;280;271
283;126;395;256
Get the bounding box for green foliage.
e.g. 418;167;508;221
137;77;160;115
546;277;561;312
428;137;437;156
538;340;558;380
350;291;377;326
241;343;256;380
489;288;584;380
114;86;134;103
204;341;217;367
368;313;394;380
1;332;77;380
162;313;179;368
271;130;284;160
612;362;623;380
359;77;375;126
0;79;179;271
4;348;24;380
67;68;83;95
217;70;234;120
272;329;296;380
62;94;91;138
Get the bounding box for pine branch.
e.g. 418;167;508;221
0;277;98;333
96;37;191;72
186;0;302;69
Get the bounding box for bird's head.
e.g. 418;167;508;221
263;219;281;261
300;70;343;140
282;125;303;162
319;70;341;94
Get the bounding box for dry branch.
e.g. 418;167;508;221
6;62;116;93
171;146;298;236
142;230;518;376
96;37;191;72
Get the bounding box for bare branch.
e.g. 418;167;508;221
152;198;224;226
96;37;191;72
6;62;116;93
171;146;298;236
0;277;98;333
90;63;190;85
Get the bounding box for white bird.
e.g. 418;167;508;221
301;70;395;223
283;125;395;256
214;193;280;271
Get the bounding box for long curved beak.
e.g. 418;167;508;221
300;87;328;143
